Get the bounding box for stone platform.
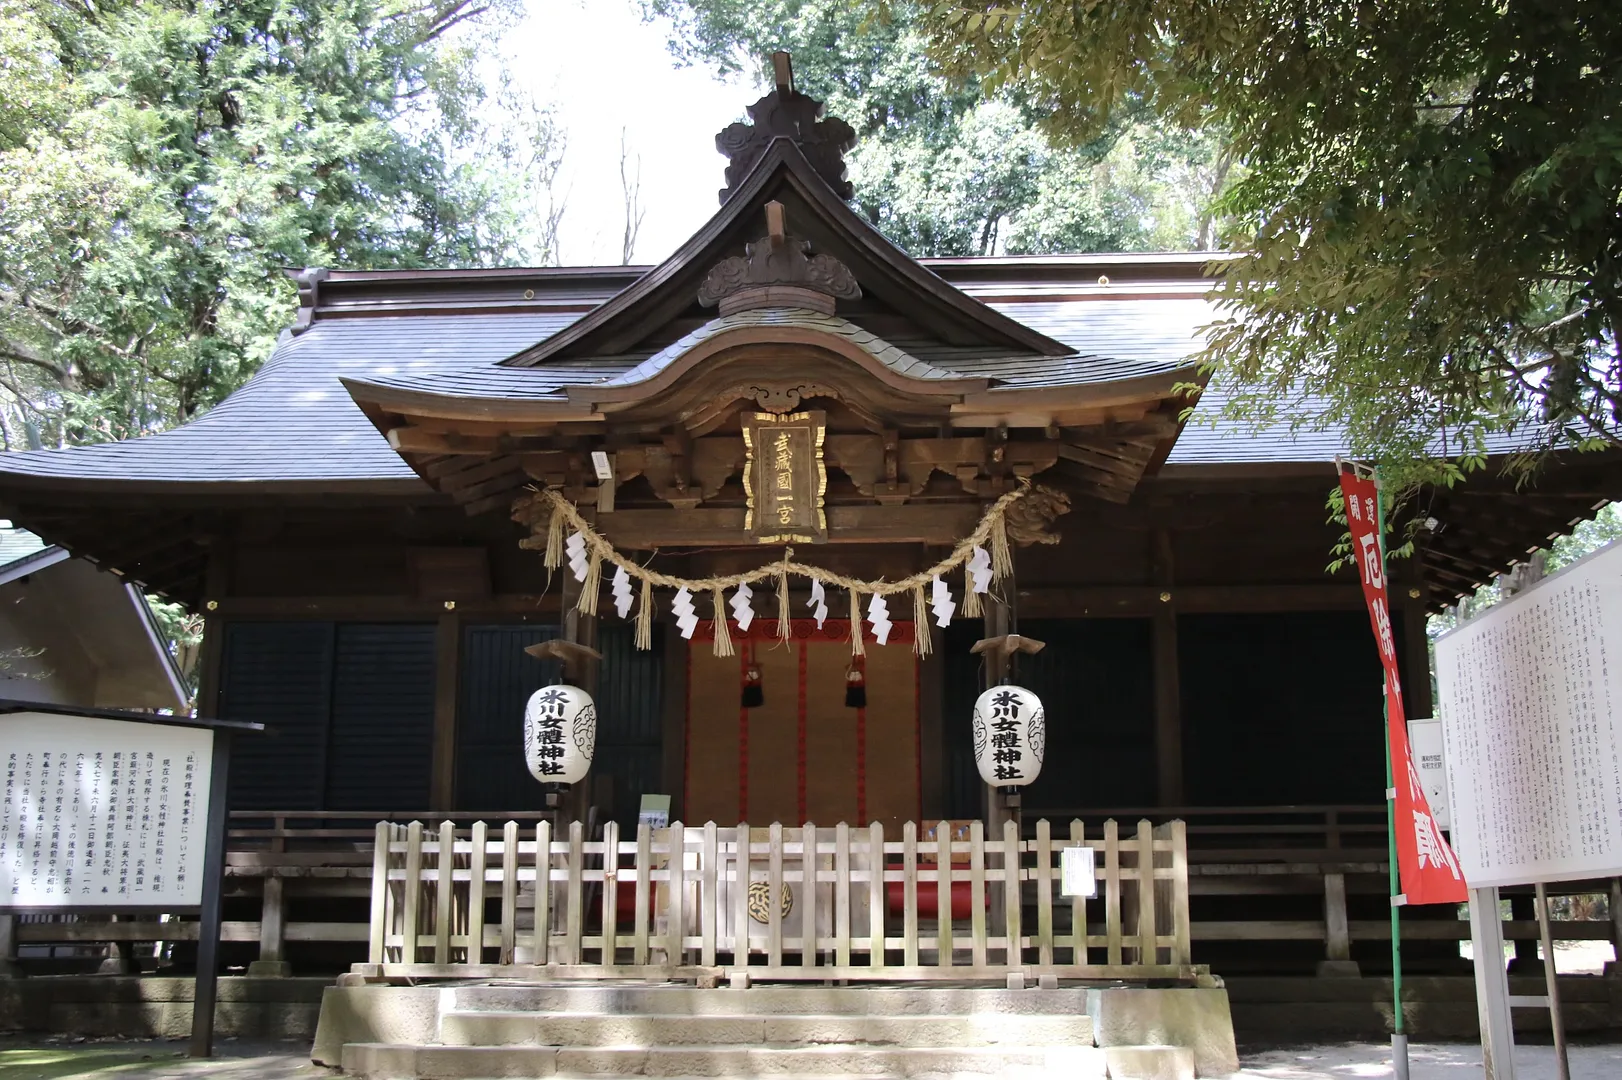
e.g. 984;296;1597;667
314;983;1238;1079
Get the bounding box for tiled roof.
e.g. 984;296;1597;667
0;271;1392;485
0;527;49;567
0;314;581;486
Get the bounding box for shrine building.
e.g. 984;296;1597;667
3;55;1621;1055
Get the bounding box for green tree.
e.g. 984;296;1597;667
923;1;1622;489
643;0;1229;257
0;0;562;447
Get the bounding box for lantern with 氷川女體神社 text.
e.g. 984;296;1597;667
971;684;1044;788
523;683;596;785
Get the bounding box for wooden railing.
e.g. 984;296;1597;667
12;806;1617;978
354;818;1197;983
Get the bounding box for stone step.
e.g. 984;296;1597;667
447;984;1093;1018
342;1041;1107;1079
1102;1045;1196;1080
439;1009;1094;1048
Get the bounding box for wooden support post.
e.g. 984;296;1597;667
0;914;18;978
1396;554;1434;720
1151;529;1184;806
1469;886;1518;1080
1534;882;1571;1080
917;624;945;821
247;816;291;977
1316;871;1360;977
561;567;600;825
980;595;1014;836
430;610;460;812
194;542;231;720
660;622;688;822
980;596;1012;936
1611;878;1622;976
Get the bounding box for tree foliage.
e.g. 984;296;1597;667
923;1;1622;487
643;0;1230;258
0;0;562;447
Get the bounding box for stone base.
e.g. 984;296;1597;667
0;975;327;1039
246;960;293;978
1315;960;1363;978
1087;988;1239;1078
1104;1044;1196;1080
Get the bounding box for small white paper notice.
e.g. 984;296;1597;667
1060;846;1096;898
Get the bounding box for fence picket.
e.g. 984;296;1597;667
767;822;784;968
969;820;987;968
800;822;817;968
565;821;584;965
902;821;919;967
667;821;686;968
1002;819;1021;967
1136;819;1157;965
868;821;885;970
733;821;750;967
532;820;549;964
1171;820;1191;964
433;821;454;964
1035;818;1054;966
937;821;954;969
1069;820;1087;966
500;822;518;963
600;820;620;966
368;821;389;964
1105;819;1123;966
401;822;424;964
633;823;652;965
468;821;487;963
834;822;852;968
701;822;717;967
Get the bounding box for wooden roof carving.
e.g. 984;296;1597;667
697;202;860;316
717;53;855;204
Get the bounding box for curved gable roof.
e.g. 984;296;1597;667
502;140;1074;367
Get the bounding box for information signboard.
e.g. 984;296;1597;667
1;712;215;909
1434;541;1622;888
0;703;257;1058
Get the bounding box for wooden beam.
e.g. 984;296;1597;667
212;595;564;617
1055;442;1149;479
595;504;983;548
389;427;498;455
1015;583;1367;618
432;455;524;492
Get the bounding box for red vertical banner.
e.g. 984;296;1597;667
1340;469;1468;905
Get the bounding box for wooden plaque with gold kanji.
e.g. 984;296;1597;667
741;410;827;544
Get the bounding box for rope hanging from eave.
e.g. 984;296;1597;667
528;481;1028;657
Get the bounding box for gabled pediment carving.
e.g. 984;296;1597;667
698;201;860;316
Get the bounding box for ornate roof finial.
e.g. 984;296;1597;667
697;201;861;316
716;51;856;204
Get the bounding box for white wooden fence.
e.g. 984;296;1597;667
353;818;1197;983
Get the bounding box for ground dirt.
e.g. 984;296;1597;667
0;1035;1617;1078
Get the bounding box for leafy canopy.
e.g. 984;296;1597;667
0;0;559;447
644;0;1231;258
924;1;1622;488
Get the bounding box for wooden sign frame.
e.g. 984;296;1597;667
741;410;827;543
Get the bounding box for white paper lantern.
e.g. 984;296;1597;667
971;684;1045;788
524;684;597;786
